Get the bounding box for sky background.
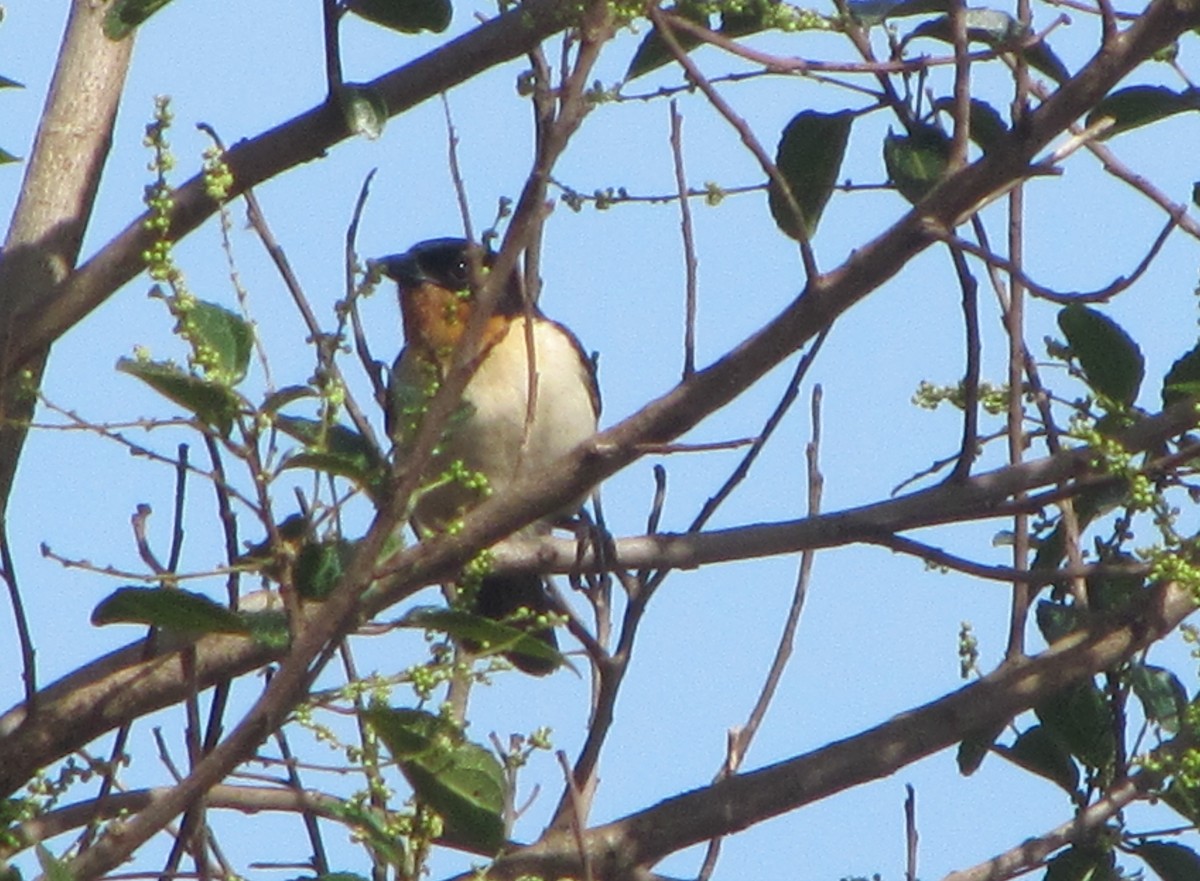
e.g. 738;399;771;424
4;2;1200;879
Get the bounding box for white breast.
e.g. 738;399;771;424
401;317;598;531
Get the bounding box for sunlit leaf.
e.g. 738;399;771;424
117;357;241;434
883;124;950;203
365;707;505;852
184;300;254;384
91;587;248;636
767;110;854;240
1057;304;1145;406
1087;86;1200;139
345;0;452;33
399;605;565;671
104;0;175;39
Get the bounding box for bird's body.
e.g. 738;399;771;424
379;238;599;674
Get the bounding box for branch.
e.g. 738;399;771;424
482;580;1196;879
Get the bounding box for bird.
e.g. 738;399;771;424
377;237;599;674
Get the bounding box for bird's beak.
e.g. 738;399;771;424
375;252;425;288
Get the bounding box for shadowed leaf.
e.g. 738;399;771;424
92;587;248;636
767;110;854;240
345;0;452;33
1057;304;1144;406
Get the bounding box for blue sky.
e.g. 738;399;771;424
4;2;1200;880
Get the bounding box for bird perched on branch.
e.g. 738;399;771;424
377;237;599;674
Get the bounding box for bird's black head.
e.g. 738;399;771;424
378;238;480;292
377;238;524;316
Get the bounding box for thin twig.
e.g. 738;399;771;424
669;100;699;380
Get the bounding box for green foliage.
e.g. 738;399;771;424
103;0;176;39
1087;86;1200;139
1034;680;1116;773
902;7;1070;83
932;97;1010;152
883;123;950;203
91;586;249;636
117;357;241;434
364;707;507;853
1057;304;1145;408
1130;841;1200;881
625;3;709;80
767;110;854;240
399;606;566;672
1162;341;1200;406
345;0;452;34
1003;725;1079;794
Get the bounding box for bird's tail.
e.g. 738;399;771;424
475;574;560;676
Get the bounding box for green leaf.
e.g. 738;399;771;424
365;708;506;853
883;124;951;203
1035;600;1083;643
35;845;74;881
399;606;565;671
293;539;356;600
339;85;388;140
956;726;997;775
767;110;854;240
0;74;24;89
1034;680;1115;771
104;0;175;39
849;0;947;25
0;148;20;165
262;385;316;413
239;609;291;650
625;4;710;80
1002;725;1079;794
275;416;384;489
345;0;452;33
905;9;1070;82
117;357;241;434
1128;663;1188;734
1087;86;1200;139
1044;845;1117;881
92;587;249;636
720;0;776;36
1057;304;1145;406
1164;777;1200;826
1133;841;1200;881
1162;342;1200;406
932;97;1009;152
185;300;254;384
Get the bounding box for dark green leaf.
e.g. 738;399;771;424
345;0;452;33
92;587;248;636
117;358;241;434
883;124;950;203
1128;663;1188;734
905;9;1070;82
365;707;506;852
239;609;291;650
956;726;997;775
399;606;565;671
293;539;355;600
276;416;384;489
262;385;316;413
625;5;709;80
1162;342;1200;406
1002;725;1079;794
720;0;776;36
104;0;175;39
339;85;388;141
1044;845;1117;881
1164;778;1200;826
1057;304;1144;406
932;97;1009;152
0;74;23;89
767;110;854;240
1087;86;1200;139
1133;841;1200;881
184;301;254;384
0;148;20;165
1035;680;1116;770
1035;600;1082;643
